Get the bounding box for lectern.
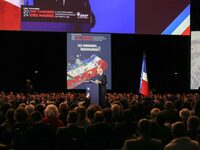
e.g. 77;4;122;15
85;80;99;105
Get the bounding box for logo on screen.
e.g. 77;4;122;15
23;9;30;17
77;12;89;19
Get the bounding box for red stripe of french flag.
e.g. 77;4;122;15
139;52;150;97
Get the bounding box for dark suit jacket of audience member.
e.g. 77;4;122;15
56;124;86;150
122;137;163;150
87;122;112;150
22;121;57;150
10;122;31;150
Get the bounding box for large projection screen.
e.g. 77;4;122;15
191;31;200;89
0;0;190;35
67;33;111;90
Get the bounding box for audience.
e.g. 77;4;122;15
0;91;200;149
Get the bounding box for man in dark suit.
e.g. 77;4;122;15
56;111;86;150
122;119;163;150
95;67;107;108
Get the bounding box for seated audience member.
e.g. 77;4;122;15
10;108;30;150
156;112;172;145
162;101;179;124
35;104;45;117
102;107;115;128
22;111;56;150
187;116;200;142
122;118;163;150
111;103;123;124
164;121;200;150
42;104;64;128
86;105;100;123
112;109;137;148
149;108;161;139
0;108;15;145
77;106;91;131
87;111;112;150
179;108;191;126
25;104;35;115
0;103;10;125
56;111;86;150
58;102;69;126
194;98;200;118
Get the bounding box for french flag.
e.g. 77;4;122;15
0;0;21;30
139;52;149;97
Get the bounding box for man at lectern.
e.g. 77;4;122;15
95;66;107;108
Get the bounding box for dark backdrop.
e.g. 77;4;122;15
0;31;190;93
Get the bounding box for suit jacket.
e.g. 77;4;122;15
87;122;112;150
56;124;86;150
98;73;107;108
164;137;200;150
22;121;57;150
122;136;163;150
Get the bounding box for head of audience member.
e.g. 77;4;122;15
30;100;36;106
30;111;42;124
150;108;161;119
0;102;10;114
187;116;200;131
87;105;98;122
5;108;15;122
59;102;69;113
77;106;87;121
18;103;27;109
103;107;113;123
67;111;78;125
124;108;134;123
94;111;105;123
25;104;35;114
137;118;151;137
156;112;167;125
179;108;191;122
69;102;78;110
171;121;186;138
14;107;29;123
35;104;45;116
44;104;59;120
112;101;124;112
111;103;121;116
165;101;174;110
